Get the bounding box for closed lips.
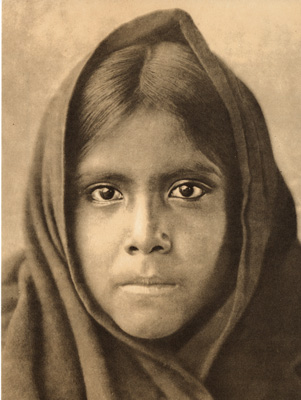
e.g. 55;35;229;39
119;276;177;286
118;277;178;294
119;283;178;295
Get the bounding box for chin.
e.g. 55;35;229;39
114;311;185;339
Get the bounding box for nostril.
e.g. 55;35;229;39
151;245;164;253
129;246;138;253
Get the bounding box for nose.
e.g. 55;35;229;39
124;197;171;255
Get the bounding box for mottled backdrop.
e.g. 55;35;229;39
3;0;301;260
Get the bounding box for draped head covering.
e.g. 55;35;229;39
2;9;300;399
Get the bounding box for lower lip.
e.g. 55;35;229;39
119;284;178;295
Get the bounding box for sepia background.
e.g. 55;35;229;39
3;0;301;260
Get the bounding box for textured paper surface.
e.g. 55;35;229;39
2;0;301;259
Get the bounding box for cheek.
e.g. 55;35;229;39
169;207;229;315
172;203;227;267
73;206;127;268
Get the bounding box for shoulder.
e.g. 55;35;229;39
207;241;301;399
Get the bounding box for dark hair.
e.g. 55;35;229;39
66;41;238;176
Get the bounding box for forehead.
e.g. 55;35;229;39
75;108;223;181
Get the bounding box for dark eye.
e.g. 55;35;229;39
90;186;123;203
169;183;206;200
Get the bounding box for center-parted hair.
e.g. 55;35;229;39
66;41;237;174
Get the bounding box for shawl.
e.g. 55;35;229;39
2;9;301;399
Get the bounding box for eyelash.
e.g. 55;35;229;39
88;185;123;204
87;181;210;204
169;182;209;200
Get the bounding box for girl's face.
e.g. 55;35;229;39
72;108;231;339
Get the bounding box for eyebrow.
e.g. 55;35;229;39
73;162;222;189
159;165;222;181
73;173;134;187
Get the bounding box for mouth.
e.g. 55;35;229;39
118;277;178;295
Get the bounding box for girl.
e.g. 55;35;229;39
2;9;300;399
